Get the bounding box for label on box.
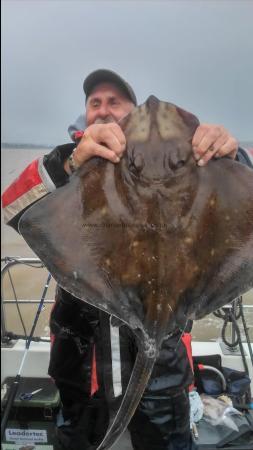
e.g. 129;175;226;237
5;428;47;444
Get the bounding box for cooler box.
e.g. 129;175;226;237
1;377;60;450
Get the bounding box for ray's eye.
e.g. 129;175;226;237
168;150;186;171
174;160;185;170
129;153;144;177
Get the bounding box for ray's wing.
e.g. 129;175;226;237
190;158;253;319
171;158;253;322
19;157;144;332
18;155;160;450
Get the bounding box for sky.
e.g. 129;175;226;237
1;0;253;146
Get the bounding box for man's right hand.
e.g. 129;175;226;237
64;123;126;174
75;122;126;165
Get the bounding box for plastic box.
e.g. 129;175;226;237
1;377;60;449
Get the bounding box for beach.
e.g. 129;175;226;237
1;146;252;341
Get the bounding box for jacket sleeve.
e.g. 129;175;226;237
2;143;75;231
236;146;253;168
68;114;86;141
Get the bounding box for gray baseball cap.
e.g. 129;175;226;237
83;69;137;105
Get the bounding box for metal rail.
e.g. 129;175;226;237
1;256;54;339
1;256;253;344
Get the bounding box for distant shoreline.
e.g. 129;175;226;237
1;143;53;149
2;142;252;150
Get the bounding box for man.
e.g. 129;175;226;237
2;69;252;450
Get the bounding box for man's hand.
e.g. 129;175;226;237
64;123;126;174
75;123;126;165
192;124;238;166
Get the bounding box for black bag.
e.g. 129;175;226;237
193;354;251;402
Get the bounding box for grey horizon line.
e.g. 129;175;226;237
2;141;253;149
1;142;55;149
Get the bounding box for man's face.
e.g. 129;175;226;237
86;82;135;126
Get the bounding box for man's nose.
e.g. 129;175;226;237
97;104;109;118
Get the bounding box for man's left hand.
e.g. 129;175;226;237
192;124;238;166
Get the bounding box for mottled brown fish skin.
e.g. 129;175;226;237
19;96;253;450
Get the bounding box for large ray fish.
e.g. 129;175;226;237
19;96;253;449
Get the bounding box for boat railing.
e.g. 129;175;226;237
1;256;253;348
1;256;54;340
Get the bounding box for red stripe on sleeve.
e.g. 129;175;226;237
2;159;42;207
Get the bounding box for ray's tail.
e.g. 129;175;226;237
97;347;156;450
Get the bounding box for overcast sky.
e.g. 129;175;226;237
2;0;253;146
